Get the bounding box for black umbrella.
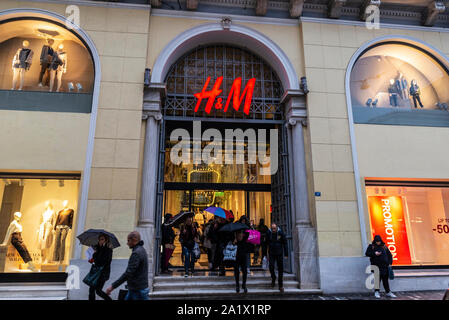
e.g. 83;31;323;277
77;229;121;249
165;211;194;228
218;222;249;233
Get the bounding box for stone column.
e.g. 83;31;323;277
138;85;164;290
283;91;320;289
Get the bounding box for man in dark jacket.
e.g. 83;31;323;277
106;231;149;300
365;235;396;299
266;223;288;292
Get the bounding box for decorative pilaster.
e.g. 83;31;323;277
283;91;320;289
139;85;164;290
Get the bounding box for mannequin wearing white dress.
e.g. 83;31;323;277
37;202;56;264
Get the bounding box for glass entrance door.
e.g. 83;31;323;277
162;189;271;269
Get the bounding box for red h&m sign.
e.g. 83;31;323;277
194;77;256;115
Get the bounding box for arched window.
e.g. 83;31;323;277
350;41;449;126
0;18;95;112
164;45;284;120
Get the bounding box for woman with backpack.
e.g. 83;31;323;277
365;235;397;299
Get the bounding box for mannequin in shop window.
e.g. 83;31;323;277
11;40;33;91
1;212;36;271
49;44;67;92
37;201;56;264
53;200;74;264
410;80;424;108
38;38;54;88
388;79;399;107
395;73;409;100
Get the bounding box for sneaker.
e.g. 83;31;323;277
374;291;381;299
184;273;188;278
38;83;43;87
386;292;397;298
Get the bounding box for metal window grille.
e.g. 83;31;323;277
164;45;284;120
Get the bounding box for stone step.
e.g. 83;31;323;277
149;288;322;299
153;280;299;291
154;273;296;283
0;284;68;299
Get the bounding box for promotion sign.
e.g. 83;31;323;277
368;196;412;265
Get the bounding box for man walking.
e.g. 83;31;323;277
106;231;149;300
266;223;288;293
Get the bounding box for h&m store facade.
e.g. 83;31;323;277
0;1;449;297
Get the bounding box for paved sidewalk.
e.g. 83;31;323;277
199;290;447;300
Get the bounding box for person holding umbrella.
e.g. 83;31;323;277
88;234;113;300
77;229;120;300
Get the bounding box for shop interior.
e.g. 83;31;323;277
162;121;273;269
366;183;449;266
0;174;80;273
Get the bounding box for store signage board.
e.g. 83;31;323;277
194;77;256;115
368;196;412;265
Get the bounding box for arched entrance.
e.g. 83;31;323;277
157;44;292;273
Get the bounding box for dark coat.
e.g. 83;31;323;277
266;228;288;257
92;244;113;281
112;241;149;291
161;224;175;245
180;224;197;250
365;239;393;276
235;232;250;259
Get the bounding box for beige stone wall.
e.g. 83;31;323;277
302;21;449;258
147;16;304;81
0;1;150;258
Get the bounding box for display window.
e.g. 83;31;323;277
0;175;80;273
351;42;449;111
366;182;449;266
0;18;94;93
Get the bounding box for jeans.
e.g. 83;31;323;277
88;278;112;301
53;226;69;262
124;288;149;300
269;254;284;287
412;94;424;108
183;246;195;274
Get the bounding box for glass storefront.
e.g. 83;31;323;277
366;183;449;266
0;174;80;272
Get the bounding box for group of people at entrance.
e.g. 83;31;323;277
161;213;288;293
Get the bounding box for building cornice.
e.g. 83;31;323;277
15;0;151;10
300;16;449;34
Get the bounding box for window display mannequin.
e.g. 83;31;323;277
0;212;36;271
410;80;424;108
38;38;54;87
388;79;399;107
11;40;34;91
395;73;409;100
49;44;67;92
37;201;56;264
52;200;74;263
